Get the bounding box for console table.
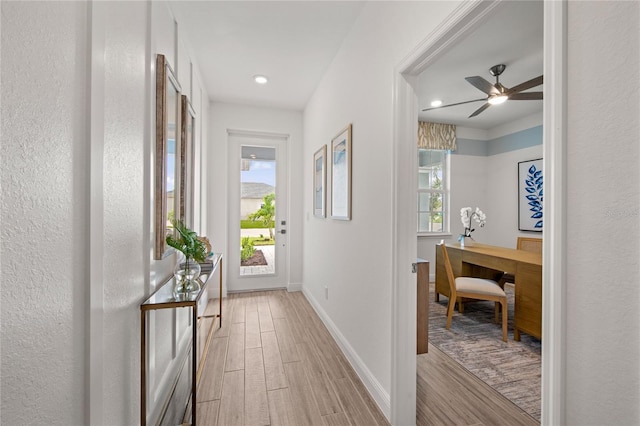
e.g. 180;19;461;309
140;253;223;426
435;243;542;340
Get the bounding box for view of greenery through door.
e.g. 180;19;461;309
240;146;276;275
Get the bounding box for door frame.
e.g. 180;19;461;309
390;1;567;424
227;129;289;292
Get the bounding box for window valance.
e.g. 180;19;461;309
418;121;456;151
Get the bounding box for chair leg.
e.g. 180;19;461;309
500;298;507;342
446;298;455;330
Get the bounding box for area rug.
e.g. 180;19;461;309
428;282;541;421
241;249;267;266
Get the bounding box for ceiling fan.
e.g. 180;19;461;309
422;64;543;118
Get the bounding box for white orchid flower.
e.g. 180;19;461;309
459;206;487;236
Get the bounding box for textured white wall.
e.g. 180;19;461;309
0;2;89;424
1;2;210;424
302;1;460;412
565;1;639;424
100;3;148;424
208;102;304;293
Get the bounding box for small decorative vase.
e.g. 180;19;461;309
459;235;474;248
173;254;201;300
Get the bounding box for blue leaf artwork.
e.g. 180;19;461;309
518;159;543;231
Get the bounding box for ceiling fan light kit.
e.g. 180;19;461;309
422;64;543;118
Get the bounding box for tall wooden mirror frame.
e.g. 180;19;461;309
180;95;196;229
155;54;182;260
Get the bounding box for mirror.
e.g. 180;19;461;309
155;54;182;259
180;95;196;228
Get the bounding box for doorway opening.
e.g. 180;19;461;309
227;131;289;292
391;1;566;425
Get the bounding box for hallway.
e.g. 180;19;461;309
196;290;388;425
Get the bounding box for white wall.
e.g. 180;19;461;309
301;1;461;417
1;2;89;424
208;103;304;293
485;145;542;248
565;1;639;424
0;2;210;424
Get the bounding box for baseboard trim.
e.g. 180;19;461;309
287;282;302;292
302;287;391;421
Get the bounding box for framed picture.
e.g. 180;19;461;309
154;54;182;259
313;145;327;218
180;95;196;228
518;158;543;232
330;124;352;220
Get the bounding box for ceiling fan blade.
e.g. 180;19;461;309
509;92;543;100
508;75;543;94
465;76;499;95
422;98;486;112
469;102;491;118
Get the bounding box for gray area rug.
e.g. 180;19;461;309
428;282;541;421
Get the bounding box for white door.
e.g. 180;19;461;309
227;131;288;291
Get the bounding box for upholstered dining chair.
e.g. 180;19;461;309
499;237;543;286
440;242;508;342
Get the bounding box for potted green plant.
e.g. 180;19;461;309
166;219;208;299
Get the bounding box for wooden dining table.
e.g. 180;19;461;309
435;242;542;340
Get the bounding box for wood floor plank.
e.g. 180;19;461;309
245;307;262;349
280;291;312;343
273;317;300;363
261;330;288;390
331;376;379;426
416;344;538;426
212;296;234;338
232;296;246;324
283;361;324;426
304;321;346;382
196;399;219;426
267;291;287;319
296;341;342;416
197;336;229;401
225;322;245;372
258;299;275;332
333;349;388;425
267;388;297;426
218;369;244;426
245;347;270;426
322;412;352;426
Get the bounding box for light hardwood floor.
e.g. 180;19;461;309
417;344;538;426
196;290;537;426
196;290;389;426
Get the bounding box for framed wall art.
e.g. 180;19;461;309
180;94;196;228
518;158;543;232
313;145;327;218
330;124;352;220
154;54;182;259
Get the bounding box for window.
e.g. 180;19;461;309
418;149;449;233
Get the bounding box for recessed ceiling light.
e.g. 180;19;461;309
430;99;443;108
253;75;268;84
250;154;257;159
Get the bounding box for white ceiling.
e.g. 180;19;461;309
417;1;543;130
169;1;365;110
170;1;543;130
